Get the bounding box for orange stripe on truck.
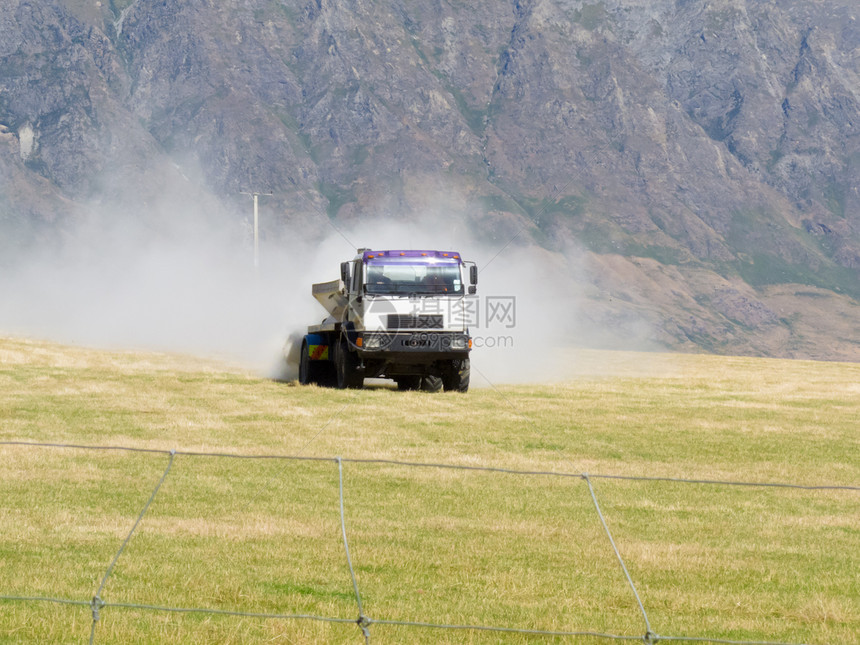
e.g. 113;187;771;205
309;344;329;361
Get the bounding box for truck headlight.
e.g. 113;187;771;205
449;335;468;350
362;333;388;349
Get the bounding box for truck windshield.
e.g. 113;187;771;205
365;262;463;295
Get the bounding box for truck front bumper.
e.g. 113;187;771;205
357;331;470;354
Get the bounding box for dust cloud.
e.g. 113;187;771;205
0;184;657;385
0;202;334;380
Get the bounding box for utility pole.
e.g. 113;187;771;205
240;191;272;269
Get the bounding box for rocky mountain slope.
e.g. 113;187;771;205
1;0;859;360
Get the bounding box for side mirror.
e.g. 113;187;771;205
469;264;478;285
468;285;477;295
340;262;351;290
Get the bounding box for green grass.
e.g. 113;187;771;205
0;337;858;643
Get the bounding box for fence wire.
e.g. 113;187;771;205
583;473;653;641
2;439;855;645
88;450;175;645
4;440;858;491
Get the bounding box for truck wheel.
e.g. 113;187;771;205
421;375;443;393
318;364;337;388
299;339;313;385
442;358;470;393
335;339;363;389
300;339;331;385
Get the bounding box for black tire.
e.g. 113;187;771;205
421;374;443;393
442;358;470;393
395;375;422;391
299;339;331;385
335;339;363;389
299;340;312;385
317;363;337;388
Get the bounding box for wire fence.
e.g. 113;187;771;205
1;439;857;645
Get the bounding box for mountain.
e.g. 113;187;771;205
1;0;859;360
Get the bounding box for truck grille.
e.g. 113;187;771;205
387;314;443;329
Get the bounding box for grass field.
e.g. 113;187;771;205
0;336;858;644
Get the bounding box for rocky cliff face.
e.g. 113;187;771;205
1;0;859;360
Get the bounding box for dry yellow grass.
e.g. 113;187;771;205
1;336;858;644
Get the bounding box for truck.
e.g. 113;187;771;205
298;248;477;392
